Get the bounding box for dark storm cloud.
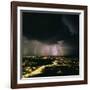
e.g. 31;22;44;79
22;11;79;56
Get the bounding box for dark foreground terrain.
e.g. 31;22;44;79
22;56;79;78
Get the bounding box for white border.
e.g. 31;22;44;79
17;6;84;84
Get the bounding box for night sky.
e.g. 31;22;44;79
22;11;79;56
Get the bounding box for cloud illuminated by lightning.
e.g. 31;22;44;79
23;37;72;56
